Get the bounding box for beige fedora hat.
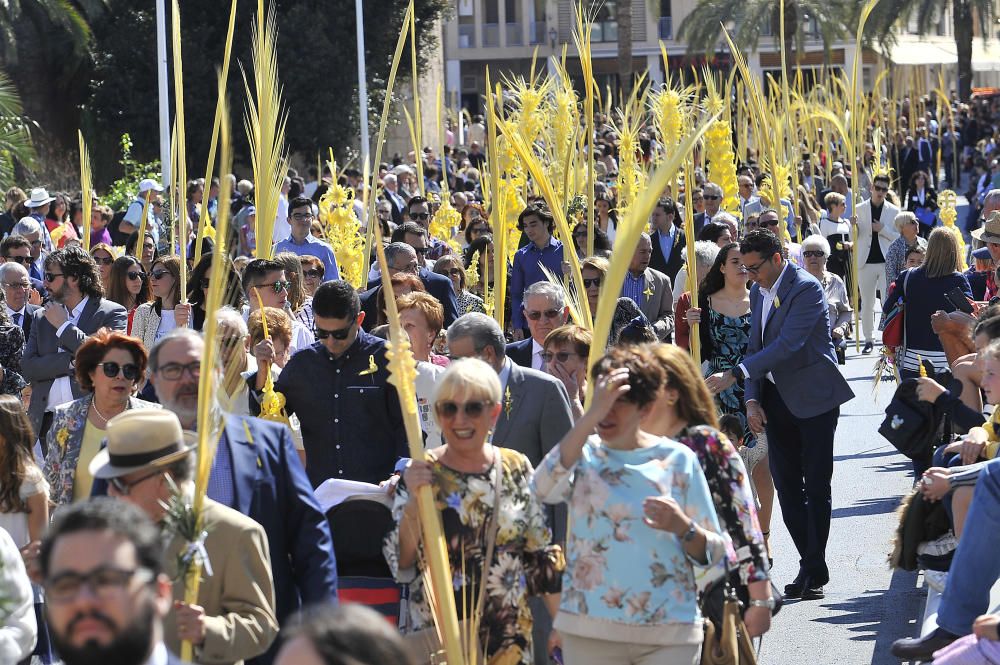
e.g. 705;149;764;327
89;410;196;479
971;211;1000;243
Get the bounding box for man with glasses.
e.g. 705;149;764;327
758;208;804;266
140;329;338;663
969;189;1000;299
380;228;459;328
241;258;314;353
11;218;47;286
264;280;407;487
856;173;900;354
0;261;39;345
738;174;762;221
39;498;182;664
91;410;278;663
693;182;724;236
22;246;126;441
274;195;340;283
406;195;451;260
506;282;569;370
705;229;853;602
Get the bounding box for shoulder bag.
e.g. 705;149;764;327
701;568;759;665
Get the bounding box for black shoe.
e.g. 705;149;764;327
784;572;806;598
890;628;959;661
799;580;825;601
836;345;846;365
863;341;874;355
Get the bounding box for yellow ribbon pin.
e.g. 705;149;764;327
358;355;378;376
774;295;780;309
504;387;512;417
643;285;655;300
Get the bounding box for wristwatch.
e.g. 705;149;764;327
748;598;776;611
681;520;698;542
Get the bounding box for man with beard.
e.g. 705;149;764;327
40;497;183;665
21;246;126;444
92;409;277;664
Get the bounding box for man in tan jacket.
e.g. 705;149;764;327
90;409;278;665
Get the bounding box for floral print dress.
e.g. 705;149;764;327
383;447;563;665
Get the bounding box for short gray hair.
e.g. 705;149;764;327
383;173;398;187
446;312;505;359
12;217;40;237
216;305;248;336
523;281;565;309
894;210;918;233
800;234;830;256
385;242;415;267
148;328;203;372
694;240;720;268
0;261;28;283
703;182;723;197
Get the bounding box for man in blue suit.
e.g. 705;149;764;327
707;229;853;601
361;236;459;330
141;329;338;664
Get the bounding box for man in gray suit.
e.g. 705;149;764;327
446;312;572;663
623;233;674;341
22;246;127;443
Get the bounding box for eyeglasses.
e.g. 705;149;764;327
43;272;63;283
108;468;164;497
583;277;602;288
4;255;31;266
435;400;495;419
291;212;315;222
314;322;355;340
156;361;201;380
29;239;41;247
93;256;114;266
303;269;324;279
541;351;578;363
1;281;28;291
149;269;171;281
413;247;430;256
802;250;827;258
873;185;889;193
740;257;771;274
761;219;781;227
410;212;430;221
525;308;562;321
704;195;721;201
254;281;290;294
44;566;154;603
97;362;141;381
127;271;145;282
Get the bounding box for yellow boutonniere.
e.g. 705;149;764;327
504;387;513;417
643;285;655;300
56;427;69;451
774;295;781;309
358;355;378;376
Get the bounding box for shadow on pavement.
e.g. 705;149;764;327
834;449;898;463
832;496;903;519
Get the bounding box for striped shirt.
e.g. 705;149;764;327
622;271;646;309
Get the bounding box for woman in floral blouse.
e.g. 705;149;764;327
643;343;773;639
384;358;562;665
532;346;726;665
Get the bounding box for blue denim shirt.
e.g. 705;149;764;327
274;234;341;282
271;331;408;487
510;236;564;328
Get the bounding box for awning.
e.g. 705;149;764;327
886;41;956;66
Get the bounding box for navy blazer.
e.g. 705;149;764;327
362;269;459;330
505;337;533;368
743;262;854;418
649;227;686;283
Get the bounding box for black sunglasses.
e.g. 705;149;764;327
108;469;163;496
4;255;31;265
802;250;826;258
762;219;781;227
303;269;323;279
92;256;114;266
525;308;561;321
43;272;64;283
583;277;602;288
704;195;721;200
127;270;145;282
97;361;141;381
410;212;430;221
413;247;430;256
149;269;170;280
435;400;494;419
541;351;577;363
314;322;355;340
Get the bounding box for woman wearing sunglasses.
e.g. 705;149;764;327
542;324;591;421
106;256;149;335
432;255;485;315
89;242;116;287
385;358;563;665
42;328;159;507
299;255;325;298
131;256;191;350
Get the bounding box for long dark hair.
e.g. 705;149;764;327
0;394;37;513
699;242;740;298
107;255;149;310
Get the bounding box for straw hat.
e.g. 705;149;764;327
971;211;1000;243
89;410;196;479
25;188;55;208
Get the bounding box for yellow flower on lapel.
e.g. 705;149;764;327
643;285;655;301
504;387;513;417
774;295;781;309
56;427;69;451
358;355;378;376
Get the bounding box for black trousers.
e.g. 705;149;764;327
761;380;839;583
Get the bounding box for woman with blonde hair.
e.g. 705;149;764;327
131;256;191;350
274;252;314;331
89;242;116;287
643;343;775;625
883;210;927;286
384;358;563;665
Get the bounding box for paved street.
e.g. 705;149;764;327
759;342;926;665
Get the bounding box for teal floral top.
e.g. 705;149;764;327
531;436;727;647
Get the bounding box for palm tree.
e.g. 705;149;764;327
678;0;852;69
0;71;36;189
862;0;993;101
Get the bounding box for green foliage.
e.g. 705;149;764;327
0;70;35;191
102;134;160;211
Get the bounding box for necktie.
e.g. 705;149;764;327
12;312;20;325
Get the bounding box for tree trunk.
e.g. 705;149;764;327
954;0;974;101
617;0;633;101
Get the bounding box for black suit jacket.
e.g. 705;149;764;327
649;228;686;283
361;270;460;331
11;304;39;348
505;337;533;368
693;211;708;237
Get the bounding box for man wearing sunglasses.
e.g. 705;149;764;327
406;196;451;261
855;173;901;354
692;182;724;237
1;233;45;295
273;196;340;283
263;280;407;488
11;217;47;286
506;282;569;370
364;235;459;330
241;258;315;354
705;229;852;602
0;261;39;346
91;410;278;663
22;246;127;442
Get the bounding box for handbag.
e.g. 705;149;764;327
701;571;783;628
701;576;758;665
881;268;913;349
879;379;943;459
404;449;503;665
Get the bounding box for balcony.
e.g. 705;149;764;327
458;24;476;48
591;20;618;43
530;20;548;45
506;22;523;46
483;23;500;47
659;16;672;40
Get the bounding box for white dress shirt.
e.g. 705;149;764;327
740;262;791;386
6;306;24;327
531;339;545;371
47;296;89;412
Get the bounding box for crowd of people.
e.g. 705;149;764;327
1;88;1000;665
